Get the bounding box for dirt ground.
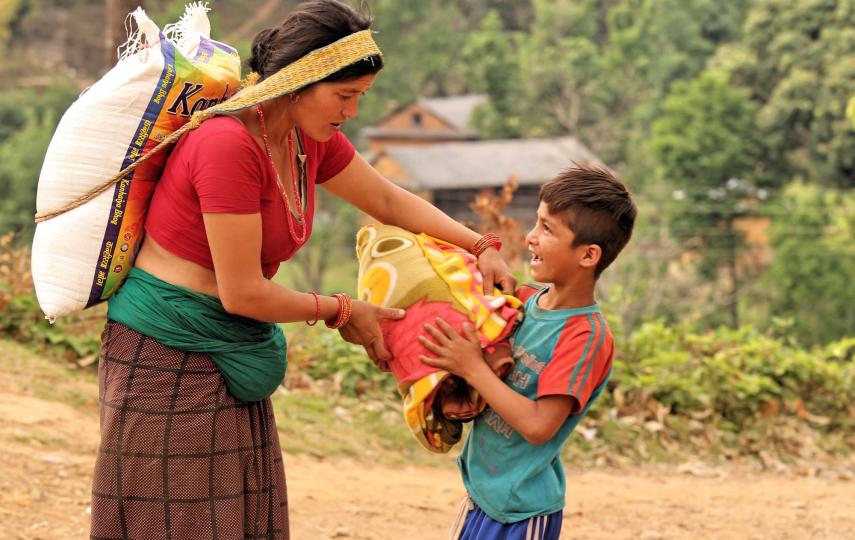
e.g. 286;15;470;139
1;388;854;540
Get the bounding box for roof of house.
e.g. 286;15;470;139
360;94;488;142
376;137;600;189
358;126;480;141
416;94;488;131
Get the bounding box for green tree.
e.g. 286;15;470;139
0;109;53;237
605;0;750;100
350;0;470;134
601;0;752;180
0;0;31;57
283;190;360;294
763;182;855;344
515;0;605;139
652;72;760;187
651;71;762;327
461;10;523;138
456;0;751;172
0;82;79;237
717;0;855;188
457;0;534;31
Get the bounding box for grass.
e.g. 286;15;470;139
11;433;68;447
4;335;853;469
272;391;460;467
0;337;460;467
0;340;99;411
272;246;361;296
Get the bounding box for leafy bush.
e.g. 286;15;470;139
559;321;855;465
3;234;852;463
0;233;103;359
608;320;855;433
0;81;80;237
285;327;398;398
762;182;855;345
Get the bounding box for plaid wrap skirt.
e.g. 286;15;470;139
90;321;289;540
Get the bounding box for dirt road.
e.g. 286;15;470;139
1;389;854;539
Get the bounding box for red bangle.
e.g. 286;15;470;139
326;293;353;329
306;291;320;326
471;232;502;257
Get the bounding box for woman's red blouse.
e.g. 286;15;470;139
145;116;355;278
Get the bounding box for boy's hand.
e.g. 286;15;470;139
419;318;487;381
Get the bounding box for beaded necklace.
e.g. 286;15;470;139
256;104;307;245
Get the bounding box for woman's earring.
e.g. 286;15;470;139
290;93;300;104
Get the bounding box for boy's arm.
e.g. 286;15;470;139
420;319;575;446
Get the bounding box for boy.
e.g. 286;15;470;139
419;163;637;539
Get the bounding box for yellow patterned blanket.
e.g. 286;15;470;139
356;225;522;453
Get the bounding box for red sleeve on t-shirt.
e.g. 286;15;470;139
515;284;544;304
189;124;266;214
314;130;356;183
537;314;613;413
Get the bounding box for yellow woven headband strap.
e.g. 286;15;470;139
36;30;382;222
217;29;383;113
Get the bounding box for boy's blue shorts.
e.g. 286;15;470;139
450;497;563;540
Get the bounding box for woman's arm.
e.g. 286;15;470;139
203;212;335;322
322;153;480;247
322;153;516;293
203;211;403;365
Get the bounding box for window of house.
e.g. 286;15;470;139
411;112;422;127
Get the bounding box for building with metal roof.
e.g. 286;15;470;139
360;94;487;153
371;136;601;226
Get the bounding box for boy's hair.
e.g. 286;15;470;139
539;163;637;278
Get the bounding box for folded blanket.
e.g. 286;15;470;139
356;224;523;453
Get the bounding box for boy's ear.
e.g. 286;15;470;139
579;244;602;270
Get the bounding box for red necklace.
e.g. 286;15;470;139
256;104;307;245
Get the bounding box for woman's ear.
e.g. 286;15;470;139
579;244;601;270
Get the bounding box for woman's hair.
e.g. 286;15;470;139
247;0;383;83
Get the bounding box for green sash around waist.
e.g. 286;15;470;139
107;267;286;402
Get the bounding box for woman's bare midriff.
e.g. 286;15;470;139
133;235;221;298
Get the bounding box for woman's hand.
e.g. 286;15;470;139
338;300;405;371
478;247;516;296
418;319;487;382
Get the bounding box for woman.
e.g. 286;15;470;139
90;1;516;538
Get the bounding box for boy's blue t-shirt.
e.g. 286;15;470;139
457;286;614;524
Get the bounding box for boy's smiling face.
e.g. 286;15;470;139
526;202;592;284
